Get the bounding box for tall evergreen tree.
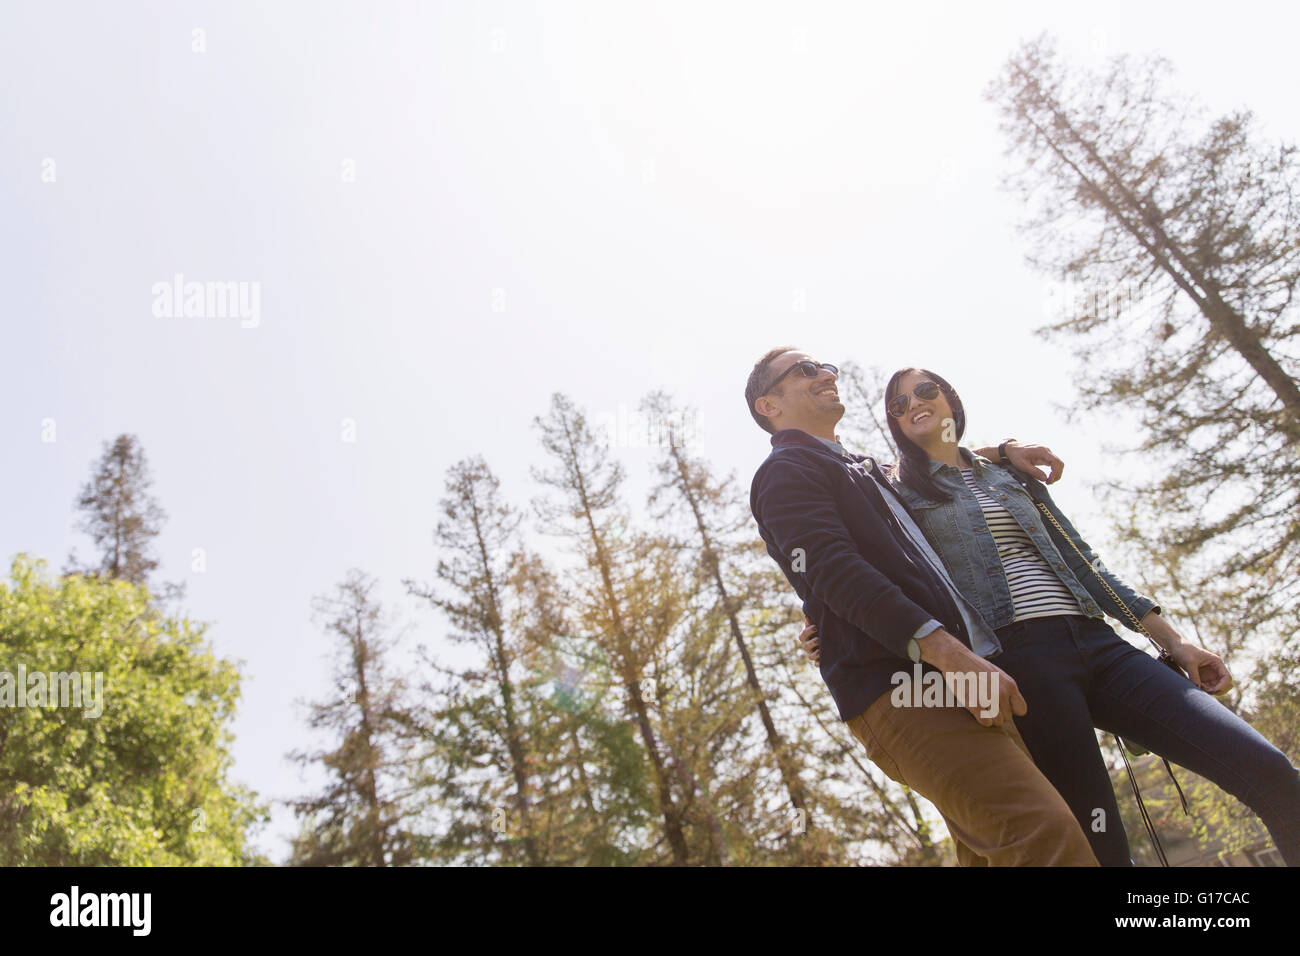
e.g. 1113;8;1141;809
986;36;1300;641
531;393;694;864
405;457;651;865
71;434;168;589
406;458;543;864
506;549;655;864
287;570;420;866
641;390;809;817
407;453;655;865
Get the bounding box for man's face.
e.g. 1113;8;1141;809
754;351;844;434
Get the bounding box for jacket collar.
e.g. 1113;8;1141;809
926;446;993;477
772;428;854;456
772;428;832;449
770;429;914;511
771;428;881;469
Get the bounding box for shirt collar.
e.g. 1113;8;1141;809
812;434;848;458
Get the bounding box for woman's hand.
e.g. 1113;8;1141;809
1141;610;1233;695
797;615;820;665
1168;643;1233;695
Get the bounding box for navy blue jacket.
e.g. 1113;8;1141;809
749;429;973;721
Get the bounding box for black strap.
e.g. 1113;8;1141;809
1117;739;1170;867
1165;753;1191;815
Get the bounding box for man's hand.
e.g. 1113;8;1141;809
798;615;820;665
1141;610;1233;695
1004;442;1064;485
800;619;1027;727
915;628;1028;728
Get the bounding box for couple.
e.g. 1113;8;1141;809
746;346;1300;866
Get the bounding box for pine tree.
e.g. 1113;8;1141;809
641;390;809;818
287;570;420;866
409;458;654;865
986;35;1300;642
406;458;543;864
71;434;168;590
506;549;656;864
531;393;694;864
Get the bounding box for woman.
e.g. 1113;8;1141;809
808;366;1300;866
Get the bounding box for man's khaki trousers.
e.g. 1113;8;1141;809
847;692;1099;866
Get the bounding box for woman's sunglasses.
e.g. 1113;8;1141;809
887;380;943;418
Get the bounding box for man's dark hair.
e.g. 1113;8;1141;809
746;345;798;434
884;367;967;503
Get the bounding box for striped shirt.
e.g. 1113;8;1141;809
959;468;1081;622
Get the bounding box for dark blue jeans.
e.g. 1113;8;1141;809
992;614;1300;866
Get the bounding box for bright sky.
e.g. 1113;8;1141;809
3;0;1296;862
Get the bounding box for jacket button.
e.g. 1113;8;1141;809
1056;563;1065;571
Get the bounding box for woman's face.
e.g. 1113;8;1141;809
892;370;954;446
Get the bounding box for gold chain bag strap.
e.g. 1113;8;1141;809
1006;467;1192;864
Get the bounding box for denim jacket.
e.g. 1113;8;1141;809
888;449;1159;633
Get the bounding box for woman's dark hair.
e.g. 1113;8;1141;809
884;367;966;503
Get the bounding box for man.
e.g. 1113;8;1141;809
746;346;1097;865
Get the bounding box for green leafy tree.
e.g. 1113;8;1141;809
0;555;268;865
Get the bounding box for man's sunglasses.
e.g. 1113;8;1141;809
766;360;838;393
887;380;943;418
